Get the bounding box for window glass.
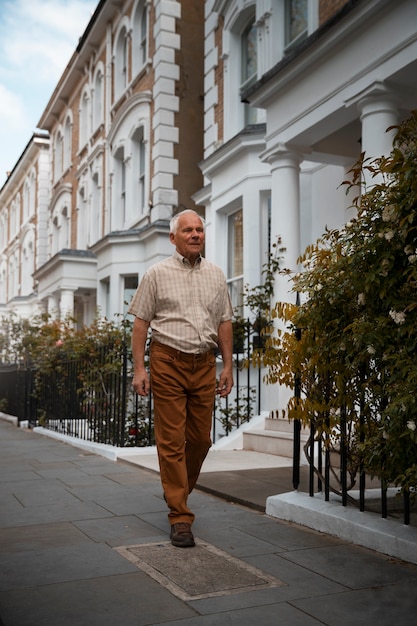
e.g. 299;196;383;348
286;0;308;46
123;275;138;316
241;19;257;125
227;209;244;311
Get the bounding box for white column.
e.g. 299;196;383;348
60;289;75;320
262;147;302;413
357;84;399;187
47;294;59;319
267;148;302;305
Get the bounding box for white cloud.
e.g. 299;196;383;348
0;0;97;185
1;0;96;83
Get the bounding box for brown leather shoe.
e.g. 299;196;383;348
170;522;195;548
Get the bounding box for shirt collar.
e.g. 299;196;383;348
173;249;202;267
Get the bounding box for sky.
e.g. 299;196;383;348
0;0;99;188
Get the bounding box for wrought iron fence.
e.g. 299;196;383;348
291;328;415;526
0;319;264;447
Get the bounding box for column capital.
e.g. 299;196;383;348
345;81;398;116
259;143;306;168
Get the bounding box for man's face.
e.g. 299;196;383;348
170;213;205;262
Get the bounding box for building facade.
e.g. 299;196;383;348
0;0;204;325
197;0;417;410
1;0;417;412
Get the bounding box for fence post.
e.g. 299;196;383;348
293;293;301;490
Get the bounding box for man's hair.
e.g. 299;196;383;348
170;209;206;235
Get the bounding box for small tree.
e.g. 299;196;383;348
261;111;417;499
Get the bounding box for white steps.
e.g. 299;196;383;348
243;417;308;458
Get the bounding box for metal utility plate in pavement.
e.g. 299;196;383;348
115;540;285;601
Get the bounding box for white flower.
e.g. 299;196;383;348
357;293;366;306
382;205;396;222
408;255;417;263
384;230;395;241
389;309;406;325
367;345;376;355
314;284;323;291
407;420;416;432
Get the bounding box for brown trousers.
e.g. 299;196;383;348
150;342;216;525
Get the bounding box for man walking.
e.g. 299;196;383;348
129;209;234;547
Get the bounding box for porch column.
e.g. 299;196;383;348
60;289;75;320
47;294;59;319
262;147;302;412
356;83;399;187
267;148;302;305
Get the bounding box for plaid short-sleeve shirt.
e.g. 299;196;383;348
128;250;233;353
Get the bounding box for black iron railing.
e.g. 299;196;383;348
0;320;263;447
291;326;414;526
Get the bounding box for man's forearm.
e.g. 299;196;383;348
132;317;150;369
217;320;233;367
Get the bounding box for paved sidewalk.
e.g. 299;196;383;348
1;419;417;626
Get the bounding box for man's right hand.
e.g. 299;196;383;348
132;369;150;397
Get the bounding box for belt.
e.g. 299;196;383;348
151;341;215;362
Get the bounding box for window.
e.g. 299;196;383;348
21;232;35;295
54;130;63;179
23;180;30;222
285;0;308;48
132;126;146;216
0;211;7;250
260;192;272;267
123;275;138;316
10;199;18;237
100;278;110;318
60;206;70;250
79;90;89;148
227;209;244;312
0;261;6;303
64;116;72;170
90;172;101;245
241;19;257;125
133;1;148;75
115;27;128;99
77;185;88;250
93;68;103;130
113;146;126;229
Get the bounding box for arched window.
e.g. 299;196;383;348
241;18;257;125
90;170;101;245
114;27;129;100
54;129;64;179
113;145;126;229
77;185;88;250
0;211;7;250
79;89;90;148
64;115;72;170
0;261;6;303
93;67;104;130
132;126;146;216
23;180;30;222
21;231;35;295
10;199;17;237
132;1;148;76
60;206;70;249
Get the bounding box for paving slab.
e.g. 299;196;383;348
2;418;417;626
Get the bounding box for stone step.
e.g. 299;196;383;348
243;428;308;458
265;416;307;435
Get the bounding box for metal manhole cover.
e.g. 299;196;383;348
115;540;285;601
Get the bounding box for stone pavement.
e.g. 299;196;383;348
1;418;417;626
